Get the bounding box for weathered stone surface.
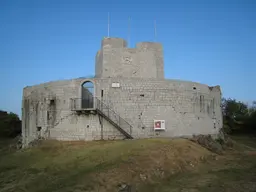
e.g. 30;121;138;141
21;37;223;147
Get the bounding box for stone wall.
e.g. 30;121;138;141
22;79;126;146
95;37;164;79
94;78;222;138
22;77;222;146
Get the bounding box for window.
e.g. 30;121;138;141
50;99;55;105
212;98;215;116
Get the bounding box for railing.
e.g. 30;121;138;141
70;97;133;138
70;98;94;111
94;97;132;137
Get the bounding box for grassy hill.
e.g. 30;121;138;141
0;137;256;192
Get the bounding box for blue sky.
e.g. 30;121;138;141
0;0;255;117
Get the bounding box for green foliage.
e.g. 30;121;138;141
222;98;249;120
222;98;256;134
0;110;21;138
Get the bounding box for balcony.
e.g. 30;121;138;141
70;98;95;111
70;97;133;138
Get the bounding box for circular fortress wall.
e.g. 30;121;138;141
22;77;222;145
22;78;127;146
94;77;222;139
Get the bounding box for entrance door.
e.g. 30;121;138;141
81;81;94;109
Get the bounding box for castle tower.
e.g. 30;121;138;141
95;37;164;79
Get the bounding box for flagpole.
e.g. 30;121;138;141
128;17;131;46
154;19;157;42
108;12;110;37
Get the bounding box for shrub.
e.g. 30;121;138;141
0;110;21;138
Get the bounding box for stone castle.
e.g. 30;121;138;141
22;37;223;146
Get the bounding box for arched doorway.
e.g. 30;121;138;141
81;81;94;109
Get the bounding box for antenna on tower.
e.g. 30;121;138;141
108;12;110;37
154;19;157;42
128;17;131;46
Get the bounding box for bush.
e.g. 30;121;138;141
222;98;256;135
0;110;21;138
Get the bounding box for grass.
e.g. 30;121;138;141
0;136;256;192
140;135;256;192
231;135;256;149
141;152;256;192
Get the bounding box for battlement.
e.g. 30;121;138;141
136;42;163;51
101;37;127;48
95;37;164;79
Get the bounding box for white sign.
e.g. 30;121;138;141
111;82;120;88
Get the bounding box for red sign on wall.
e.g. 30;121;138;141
154;121;161;128
154;120;165;130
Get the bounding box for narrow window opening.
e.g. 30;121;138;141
50;99;55;105
140;94;144;97
212;98;215;114
47;111;50;120
193;87;196;90
101;90;104;97
37;127;42;138
200;96;202;112
200;95;204;112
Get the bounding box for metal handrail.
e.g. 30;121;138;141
70;97;133;136
94;97;130;125
94;97;132;135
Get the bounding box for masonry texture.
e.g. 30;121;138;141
22;37;223;146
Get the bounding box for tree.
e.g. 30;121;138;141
0;110;21;138
222;98;248;120
222;98;256;134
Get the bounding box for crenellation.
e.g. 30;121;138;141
22;37;223;147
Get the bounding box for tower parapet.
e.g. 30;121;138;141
136;42;164;79
101;37;127;49
95;37;164;79
136;42;162;51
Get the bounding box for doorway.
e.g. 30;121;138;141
81;81;94;109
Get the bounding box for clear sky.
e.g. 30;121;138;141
0;0;255;117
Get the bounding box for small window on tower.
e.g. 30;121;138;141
50;99;55;105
